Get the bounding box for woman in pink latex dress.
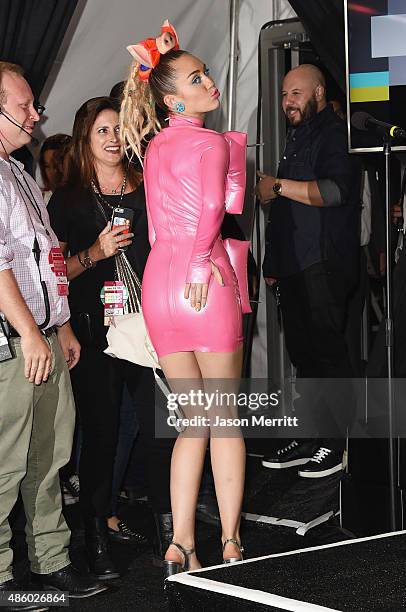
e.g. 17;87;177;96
121;36;249;576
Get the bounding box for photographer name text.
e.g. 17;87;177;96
167;415;299;428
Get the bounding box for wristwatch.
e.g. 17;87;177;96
273;181;283;196
78;248;96;269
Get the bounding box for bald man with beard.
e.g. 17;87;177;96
258;65;360;478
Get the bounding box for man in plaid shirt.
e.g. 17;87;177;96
0;62;105;610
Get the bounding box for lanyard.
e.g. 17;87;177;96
10;160;48;230
91;176;127;224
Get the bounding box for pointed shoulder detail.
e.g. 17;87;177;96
223;131;247;214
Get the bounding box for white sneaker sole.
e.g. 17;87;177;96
262;457;311;469
298;463;344;478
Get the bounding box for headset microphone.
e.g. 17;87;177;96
0;109;39;146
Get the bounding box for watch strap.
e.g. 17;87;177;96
78;249;95;269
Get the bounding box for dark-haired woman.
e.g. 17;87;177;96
39;133;71;203
48;96;172;579
39;133;82;501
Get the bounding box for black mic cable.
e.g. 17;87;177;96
31;237;51;330
9;159;47;228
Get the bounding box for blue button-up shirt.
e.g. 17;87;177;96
263;105;360;279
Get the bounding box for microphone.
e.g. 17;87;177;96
351;111;406;140
0;110;39;146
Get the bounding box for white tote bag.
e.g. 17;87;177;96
104;312;160;369
102;249;159;369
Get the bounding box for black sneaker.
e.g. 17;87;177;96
298;447;346;478
261;440;319;469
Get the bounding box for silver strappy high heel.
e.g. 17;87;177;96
163;541;195;579
222;538;244;564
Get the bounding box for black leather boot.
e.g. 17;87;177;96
31;564;107;599
152;512;173;567
85;518;120;580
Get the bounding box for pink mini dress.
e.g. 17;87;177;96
142;114;248;358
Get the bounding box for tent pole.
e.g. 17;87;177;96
227;0;240;131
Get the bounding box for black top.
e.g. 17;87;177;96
48;182;150;346
263;105;361;280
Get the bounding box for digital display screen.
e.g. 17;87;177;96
345;0;406;151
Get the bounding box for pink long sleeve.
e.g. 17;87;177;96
185;139;229;284
143;157;156;247
223;132;247;214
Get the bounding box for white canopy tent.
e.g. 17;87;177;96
38;0;297;376
40;0;295;136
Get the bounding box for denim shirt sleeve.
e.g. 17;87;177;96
314;123;358;207
317;178;342;207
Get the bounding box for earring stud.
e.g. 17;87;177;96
175;102;185;113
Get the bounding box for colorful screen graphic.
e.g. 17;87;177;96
346;0;406;151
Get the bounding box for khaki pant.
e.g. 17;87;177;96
0;332;75;582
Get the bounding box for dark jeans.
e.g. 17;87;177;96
278;261;355;451
110;384;139;517
70;347;172;519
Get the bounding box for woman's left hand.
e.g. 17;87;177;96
184;282;208;312
184;262;224;311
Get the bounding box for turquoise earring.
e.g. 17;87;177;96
175;102;185;113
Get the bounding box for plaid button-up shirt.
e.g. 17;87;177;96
0;156;70;328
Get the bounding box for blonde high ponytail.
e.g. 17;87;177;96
120;60;161;167
120;49;188;166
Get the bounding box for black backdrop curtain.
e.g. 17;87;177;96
0;0;78;98
288;0;345;92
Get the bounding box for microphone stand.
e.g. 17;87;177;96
383;134;397;531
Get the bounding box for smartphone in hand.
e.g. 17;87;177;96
111;207;134;252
